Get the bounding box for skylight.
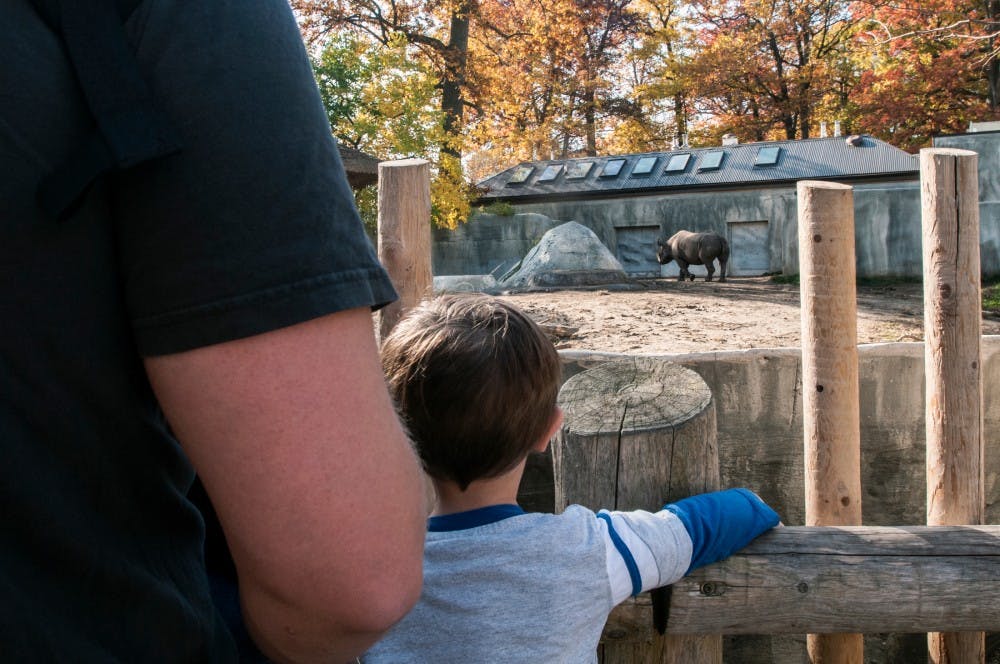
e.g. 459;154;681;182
664;153;691;173
565;161;594;180
698;150;725;171
506;165;534;185
600;159;627;177
536;164;564;182
755;146;781;166
632;156;658;175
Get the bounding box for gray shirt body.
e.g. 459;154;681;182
364;504;692;663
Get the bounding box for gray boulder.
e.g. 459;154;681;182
500;221;628;291
433;274;499;294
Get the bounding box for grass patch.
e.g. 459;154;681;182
768;273;1000;313
984;277;1000;313
477;201;516;216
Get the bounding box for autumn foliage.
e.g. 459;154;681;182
291;0;1000;225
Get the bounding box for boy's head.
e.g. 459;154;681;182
381;294;562;491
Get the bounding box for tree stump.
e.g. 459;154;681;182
554;358;721;664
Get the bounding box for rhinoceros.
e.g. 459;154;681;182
655;231;730;282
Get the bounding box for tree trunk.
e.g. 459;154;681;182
583;87;598;156
440;0;474;163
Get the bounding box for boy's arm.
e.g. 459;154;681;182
663;488;780;573
597;488;779;604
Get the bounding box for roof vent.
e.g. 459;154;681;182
721;133;738;146
845;134;864;147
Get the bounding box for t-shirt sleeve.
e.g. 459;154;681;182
596;489;780;604
112;0;396;356
595;509;692;604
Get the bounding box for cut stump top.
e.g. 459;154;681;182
558;359;712;436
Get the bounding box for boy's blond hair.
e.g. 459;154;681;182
381;294;561;490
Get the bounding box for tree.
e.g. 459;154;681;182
686;0;857;141
849;0;1000;148
463;0;648;180
295;0;477;164
608;0;695;152
311;33;473;228
297;0;1000;189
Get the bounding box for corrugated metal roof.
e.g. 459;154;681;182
476;135;918;202
336;143;380;190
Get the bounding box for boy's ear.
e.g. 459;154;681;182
534;407;564;453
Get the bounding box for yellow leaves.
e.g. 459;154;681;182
599;118;663;154
430;154;473;229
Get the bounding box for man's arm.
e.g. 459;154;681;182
144;306;426;663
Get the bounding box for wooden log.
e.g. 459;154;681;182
376;158;432;340
602;525;1000;639
797;180;864;664
920;147;986;663
554;358;720;664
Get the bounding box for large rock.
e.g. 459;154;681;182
433;274;499;294
500;221;628;291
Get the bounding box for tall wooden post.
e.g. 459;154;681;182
554;358;721;664
920;148;985;664
377;158;433;341
797;181;864;664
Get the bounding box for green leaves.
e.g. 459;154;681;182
299;0;1000;220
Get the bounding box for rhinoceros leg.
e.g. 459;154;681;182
718;257;727;282
676;259;689;281
705;261;715;282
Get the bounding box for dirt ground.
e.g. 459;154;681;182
496;276;1000;354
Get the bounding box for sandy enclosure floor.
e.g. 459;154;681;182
495;276;1000;354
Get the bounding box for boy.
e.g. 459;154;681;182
367;294;779;662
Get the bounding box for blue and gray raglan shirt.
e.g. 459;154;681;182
363;488;778;663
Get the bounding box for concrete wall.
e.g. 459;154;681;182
439;132;1000;279
433;212;560;277
550;338;999;526
934;131;1000;274
516;336;1000;663
437;180;925;279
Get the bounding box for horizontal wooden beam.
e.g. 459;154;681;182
602;525;1000;644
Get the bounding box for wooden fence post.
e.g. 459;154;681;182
797;181;864;664
554;358;721;664
920;147;985;664
376;158;432;341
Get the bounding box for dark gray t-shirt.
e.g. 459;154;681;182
0;0;394;660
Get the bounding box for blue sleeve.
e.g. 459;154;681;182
664;488;780;574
